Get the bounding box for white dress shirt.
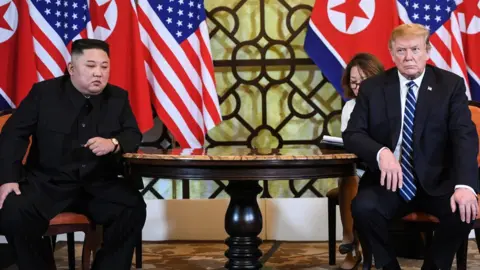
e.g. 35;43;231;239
341;99;356;133
341;99;364;177
376;70;475;195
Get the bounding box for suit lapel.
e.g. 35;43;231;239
414;66;437;145
384;69;402;150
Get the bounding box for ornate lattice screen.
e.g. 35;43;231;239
141;0;343;200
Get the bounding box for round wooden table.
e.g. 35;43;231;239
124;145;357;270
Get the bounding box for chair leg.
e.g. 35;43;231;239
67;232;75;270
327;197;336;266
82;227;102;270
475;228;480;253
50;235;57;251
135;231;143;269
456;237;468;270
42;236;57;270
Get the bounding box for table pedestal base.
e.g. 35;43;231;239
224;181;263;270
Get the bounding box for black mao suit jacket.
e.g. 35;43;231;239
0;76;143;219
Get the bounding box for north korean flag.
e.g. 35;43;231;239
0;0;37;110
457;0;480;101
304;0;399;99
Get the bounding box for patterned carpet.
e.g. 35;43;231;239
47;240;480;269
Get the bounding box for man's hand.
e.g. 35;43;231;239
84;137;115;156
379;148;403;191
0;183;21;209
451;188;478;223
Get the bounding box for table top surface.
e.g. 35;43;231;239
123;145;357;161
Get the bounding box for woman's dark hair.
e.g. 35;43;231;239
341;53;384;99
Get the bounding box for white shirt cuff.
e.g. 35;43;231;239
455;185;477;196
376;147;388;166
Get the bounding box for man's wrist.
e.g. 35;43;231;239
110;138;119;153
455;185;477;197
376;147;388;165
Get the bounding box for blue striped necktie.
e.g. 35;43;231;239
399;81;417;201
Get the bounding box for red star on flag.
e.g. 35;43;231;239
0;2;12;31
90;0;111;31
457;1;480;29
331;0;369;30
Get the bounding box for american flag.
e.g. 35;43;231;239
28;0;93;81
397;0;470;98
137;0;222;148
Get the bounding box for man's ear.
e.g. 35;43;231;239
388;49;395;63
67;62;74;75
425;45;431;62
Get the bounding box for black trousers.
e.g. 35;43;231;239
0;181;146;270
352;185;474;269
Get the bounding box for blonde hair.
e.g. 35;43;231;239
389;23;431;50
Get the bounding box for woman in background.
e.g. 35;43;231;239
338;53;384;270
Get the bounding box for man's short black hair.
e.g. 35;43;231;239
71;39;110;57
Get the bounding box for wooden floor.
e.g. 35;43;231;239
37;240;480;269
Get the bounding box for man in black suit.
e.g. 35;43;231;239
343;23;479;270
0;39;146;270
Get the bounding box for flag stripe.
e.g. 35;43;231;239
37;72;44;82
449;15;465;56
179;40;205;112
429;44;449;69
32;38;64;77
141;41;205;142
196;26;222;125
0;87;15;108
198;23;215;81
137;0;221;147
139;29;205;145
34;54;56;81
145;62;202;147
430;33;452;66
437;21;469;83
138;34;204;140
469;67;480;86
184;31;220;128
137;7;203;115
138;1;205;96
308;20;347;68
397;1;471;99
28;0;70;63
30;23;66;75
151;97;190;148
